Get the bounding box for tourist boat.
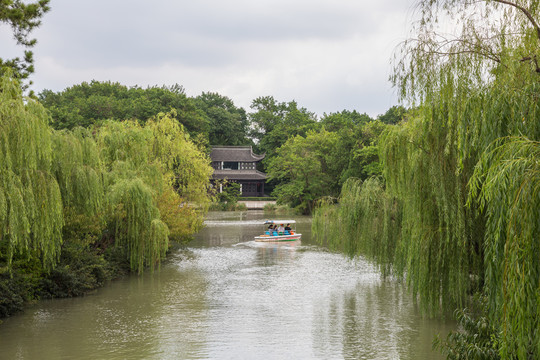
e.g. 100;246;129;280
254;220;302;242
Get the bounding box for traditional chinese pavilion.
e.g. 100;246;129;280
210;146;267;197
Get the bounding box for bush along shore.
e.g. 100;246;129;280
0;243;128;319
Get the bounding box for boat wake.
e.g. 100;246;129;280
234;240;301;250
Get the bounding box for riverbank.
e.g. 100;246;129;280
237;199;276;210
0;244;130;320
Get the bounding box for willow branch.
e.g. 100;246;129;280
493;0;540;42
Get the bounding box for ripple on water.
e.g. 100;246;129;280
0;214;451;360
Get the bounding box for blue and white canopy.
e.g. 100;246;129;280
264;220;296;224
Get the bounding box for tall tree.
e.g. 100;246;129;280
93;113;212;272
249;96;318;160
267;130;346;214
319;110;373;132
195;92;250;146
320;111;386;183
376;105;407;125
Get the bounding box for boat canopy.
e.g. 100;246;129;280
264;220;296;224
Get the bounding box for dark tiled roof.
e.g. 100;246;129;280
212;170;267;180
210;146;265;162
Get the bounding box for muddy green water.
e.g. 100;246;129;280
0;211;454;359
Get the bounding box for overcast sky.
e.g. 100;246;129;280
2;0;417;118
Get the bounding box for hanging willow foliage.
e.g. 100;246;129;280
312;177;401;277
381;111;484;315
470;136;540;358
146;112;213;204
316;0;540;356
51;127;104;216
0;75;63;270
0;74;211;276
109;178;169;274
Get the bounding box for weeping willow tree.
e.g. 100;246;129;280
146;111;213;206
0;72;211;279
315;0;540;357
314;112;482;314
0;75;63;270
391;0;540;356
49;127;106;248
381;111;483;314
146;112;212;241
51;110;210;274
93;112;212;272
94;119;173;272
51;128;104;215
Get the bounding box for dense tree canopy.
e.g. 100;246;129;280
93;114;212;272
39;81;207;135
319;110;373;131
249;96;318;161
267;112;387;213
0;74;62;271
267;130;343;214
376;105;407;124
195;92;250;146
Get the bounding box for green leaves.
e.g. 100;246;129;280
314;8;540;358
470;136;540;357
94;112;212;272
0;73;63;271
109;179;168;274
371;0;540;356
0;75;212;275
249;96;318;160
434;296;500;360
312;177;401;277
267;130;341;214
195;92;249;146
39;81;207;135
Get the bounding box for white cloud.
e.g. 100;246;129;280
24;0;417;117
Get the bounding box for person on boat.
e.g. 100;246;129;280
277;224;285;234
285;224;292;231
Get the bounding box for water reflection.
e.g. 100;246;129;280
312;281;446;360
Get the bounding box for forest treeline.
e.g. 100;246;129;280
38;80;405;213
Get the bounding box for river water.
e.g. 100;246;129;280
0;211;453;359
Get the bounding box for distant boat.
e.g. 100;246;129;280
254;220;301;242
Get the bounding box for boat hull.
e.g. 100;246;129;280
254;234;302;242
